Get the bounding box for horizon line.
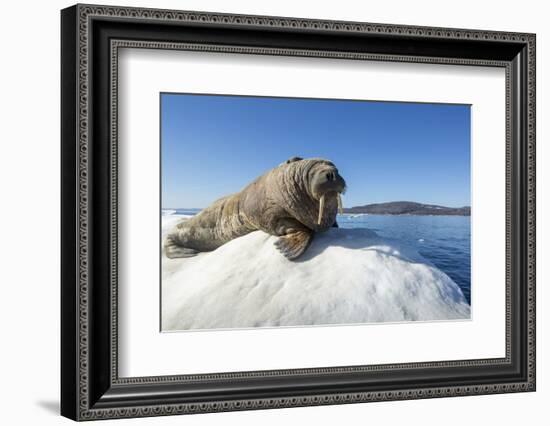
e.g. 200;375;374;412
162;201;472;210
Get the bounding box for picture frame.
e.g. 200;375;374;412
61;3;536;421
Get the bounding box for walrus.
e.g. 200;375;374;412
164;157;346;260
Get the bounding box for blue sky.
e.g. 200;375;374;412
161;93;470;209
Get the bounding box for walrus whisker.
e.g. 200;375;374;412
318;193;325;225
337;193;343;215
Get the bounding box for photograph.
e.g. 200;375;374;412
160;93;472;331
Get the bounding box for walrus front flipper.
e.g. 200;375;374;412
274;230;312;260
164;236;199;259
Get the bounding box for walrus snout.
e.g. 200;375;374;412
311;166;346;199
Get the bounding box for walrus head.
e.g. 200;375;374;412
307;160;346;225
278;157;346;229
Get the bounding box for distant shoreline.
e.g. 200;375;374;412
343;201;470;217
341;212;470;217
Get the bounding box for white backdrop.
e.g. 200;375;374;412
0;0;547;425
118;49;505;376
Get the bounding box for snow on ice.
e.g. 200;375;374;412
161;215;470;331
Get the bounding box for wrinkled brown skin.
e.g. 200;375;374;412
164;157;345;260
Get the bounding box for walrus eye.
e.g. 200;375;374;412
326;171;335;181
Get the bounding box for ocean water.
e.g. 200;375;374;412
165;209;471;304
338;214;471;304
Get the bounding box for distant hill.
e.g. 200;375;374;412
343;201;470;216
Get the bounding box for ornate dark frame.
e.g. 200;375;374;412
61;3;536;421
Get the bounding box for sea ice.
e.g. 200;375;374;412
161;219;471;331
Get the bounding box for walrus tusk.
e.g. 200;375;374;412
317;194;325;225
337;193;343;215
